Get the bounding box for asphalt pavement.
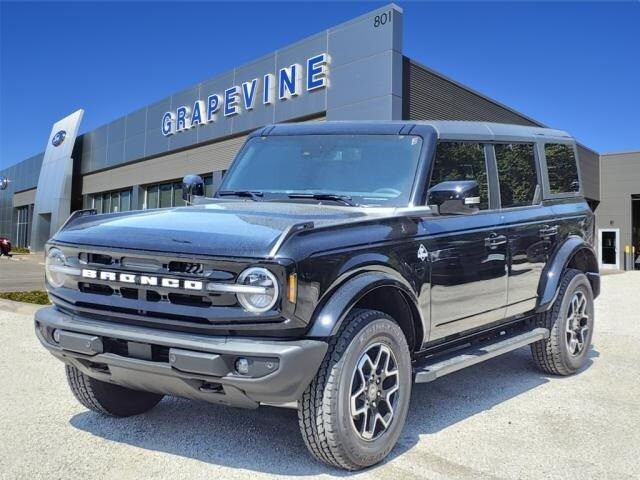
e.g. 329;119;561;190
0;254;45;292
0;272;638;480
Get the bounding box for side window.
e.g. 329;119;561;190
495;143;539;208
545;143;580;194
428;142;489;210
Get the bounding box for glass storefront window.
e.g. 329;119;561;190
159;183;172;208
144;175;215;209
110;192;120;213
147;185;159;209
120;190;131;212
204;175;214;197
15;205;32;248
89;188;133;213
94;195;103;213
173;182;185;207
103;194;111;213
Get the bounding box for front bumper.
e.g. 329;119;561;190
35;307;327;409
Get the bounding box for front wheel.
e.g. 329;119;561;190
298;309;412;470
531;268;595;375
66;365;164;417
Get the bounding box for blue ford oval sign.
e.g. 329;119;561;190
52;130;67;147
0;176;8;190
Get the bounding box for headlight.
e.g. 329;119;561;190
45;248;80;289
236;267;279;313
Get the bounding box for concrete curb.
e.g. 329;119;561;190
0;298;44;315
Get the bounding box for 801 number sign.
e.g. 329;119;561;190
373;10;392;28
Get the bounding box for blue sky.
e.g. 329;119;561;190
0;1;638;169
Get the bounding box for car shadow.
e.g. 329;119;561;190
70;346;598;476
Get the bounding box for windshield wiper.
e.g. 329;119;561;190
218;190;264;201
287;193;357;206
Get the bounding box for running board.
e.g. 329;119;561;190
414;327;549;383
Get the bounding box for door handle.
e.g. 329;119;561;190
484;234;507;248
539;225;559;238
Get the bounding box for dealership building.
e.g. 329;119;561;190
0;4;636;270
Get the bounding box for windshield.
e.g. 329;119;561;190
220;134;423;206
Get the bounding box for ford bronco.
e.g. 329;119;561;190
36;121;599;470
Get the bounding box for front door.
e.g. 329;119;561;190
425;213;508;340
599;229;619;269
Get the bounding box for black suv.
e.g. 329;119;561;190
36;121;599;470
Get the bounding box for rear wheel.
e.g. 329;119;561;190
66;365;164;417
298;309;412;470
531;269;594;375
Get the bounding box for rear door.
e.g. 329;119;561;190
494;142;556;317
423;141;508;341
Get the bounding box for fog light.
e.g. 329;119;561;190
235;357;249;375
52;329;61;343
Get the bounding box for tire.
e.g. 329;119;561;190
65;365;164;417
298;309;412;470
531;268;595;375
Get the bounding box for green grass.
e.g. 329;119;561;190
11;247;30;254
0;290;50;305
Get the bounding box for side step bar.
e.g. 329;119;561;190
414;327;549;383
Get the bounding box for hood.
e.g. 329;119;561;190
52;201;370;258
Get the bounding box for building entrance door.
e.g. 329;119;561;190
633;196;640;270
599;228;620;270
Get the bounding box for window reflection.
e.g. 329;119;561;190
89;188;133;213
143;173;217;209
545;144;580;194
495;143;538;208
429;142;489;210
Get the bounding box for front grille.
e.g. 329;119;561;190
78;281;230;308
167;292;212;307
78;282;113;296
168;261;204;275
120;287;138;300
147;290;161;302
81;252;113;265
75;301;213;324
74;248;242;311
50;245;290;333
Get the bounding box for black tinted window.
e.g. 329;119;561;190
545;144;580;194
495;143;539;208
428;142;489;210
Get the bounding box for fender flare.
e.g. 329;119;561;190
536;236;599;312
306;271;424;341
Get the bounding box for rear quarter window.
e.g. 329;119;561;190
495;143;539;208
544;143;580;194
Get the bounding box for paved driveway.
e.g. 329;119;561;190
0;273;639;479
0;254;45;292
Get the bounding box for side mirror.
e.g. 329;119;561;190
182;174;205;204
427;180;480;215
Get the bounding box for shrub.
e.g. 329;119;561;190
0;290;50;305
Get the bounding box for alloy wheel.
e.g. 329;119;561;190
566;290;590;356
349;343;400;441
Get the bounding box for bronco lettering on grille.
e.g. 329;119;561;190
81;269;203;291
